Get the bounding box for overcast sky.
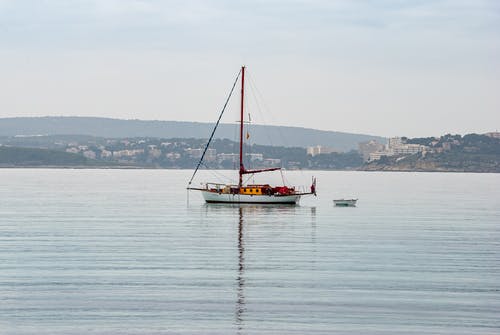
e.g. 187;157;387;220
0;0;499;137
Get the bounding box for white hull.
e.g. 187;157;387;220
201;190;301;204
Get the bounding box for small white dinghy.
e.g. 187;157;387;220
333;199;358;207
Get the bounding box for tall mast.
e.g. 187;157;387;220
239;65;245;188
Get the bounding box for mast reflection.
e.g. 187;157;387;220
235;206;246;331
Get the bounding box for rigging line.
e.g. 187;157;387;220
243;173;254;185
246;118;253;170
201;162;235;183
280;169;286;186
248;72;288;148
199;154;236;183
187;69;242;187
247;72;275;148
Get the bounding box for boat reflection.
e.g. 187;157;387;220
202;202;299;217
235;206;245;331
199;204;316;332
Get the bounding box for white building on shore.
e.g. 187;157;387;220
485;132;500;139
307;145;337;157
369;137;427;162
358;140;385;162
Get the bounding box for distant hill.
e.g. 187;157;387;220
0;117;385;151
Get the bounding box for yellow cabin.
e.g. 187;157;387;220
239;187;263;195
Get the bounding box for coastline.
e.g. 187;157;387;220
1;165;499;173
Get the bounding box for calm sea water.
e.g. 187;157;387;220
1;169;499;334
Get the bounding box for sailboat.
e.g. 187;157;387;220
187;66;316;204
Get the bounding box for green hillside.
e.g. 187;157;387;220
363;134;500;173
0;146;109;167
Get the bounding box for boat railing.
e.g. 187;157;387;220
295;184;316;195
297;185;308;193
205;182;235;188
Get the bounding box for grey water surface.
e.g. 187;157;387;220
1;169;499;334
